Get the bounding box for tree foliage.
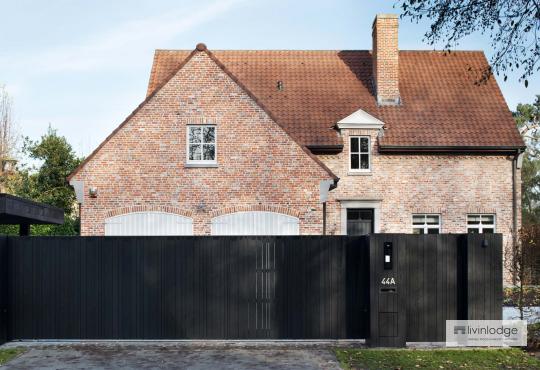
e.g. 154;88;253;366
515;96;540;225
1;126;83;235
396;0;540;85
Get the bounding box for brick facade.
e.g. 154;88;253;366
372;14;400;105
319;128;520;282
71;51;333;235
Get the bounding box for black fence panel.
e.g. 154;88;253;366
7;236;369;340
403;234;465;342
466;234;503;321
0;236;7;344
3;234;502;342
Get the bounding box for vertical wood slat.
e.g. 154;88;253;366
4;234;501;342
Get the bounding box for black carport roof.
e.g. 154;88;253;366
0;193;64;225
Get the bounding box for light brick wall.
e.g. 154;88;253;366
72;51;332;235
320;128;520;282
372;14;400;105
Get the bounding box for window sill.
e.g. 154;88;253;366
185;163;218;168
348;171;372;176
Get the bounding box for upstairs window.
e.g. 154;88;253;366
467;214;495;234
187;125;216;165
350;136;370;172
412;214;441;234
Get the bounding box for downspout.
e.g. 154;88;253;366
512;151;524;255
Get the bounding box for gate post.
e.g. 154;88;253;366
367;234;407;347
0;236;7;344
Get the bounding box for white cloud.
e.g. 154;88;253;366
1;0;246;73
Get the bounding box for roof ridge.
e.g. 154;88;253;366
153;49;485;53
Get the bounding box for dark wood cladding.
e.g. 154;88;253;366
7;236;369;340
1;234;501;343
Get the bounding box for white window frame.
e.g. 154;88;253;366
349;136;371;172
412;214;441;234
186;125;217;165
467;214;496;234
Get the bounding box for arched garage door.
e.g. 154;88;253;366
211;211;299;235
105;212;193;236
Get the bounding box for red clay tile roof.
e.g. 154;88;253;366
148;49;524;150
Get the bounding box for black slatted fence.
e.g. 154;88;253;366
0;234;501;343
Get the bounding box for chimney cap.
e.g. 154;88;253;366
375;13;399;19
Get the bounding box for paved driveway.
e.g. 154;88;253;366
1;342;350;369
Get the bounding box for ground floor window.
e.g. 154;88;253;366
467;214;495;233
412;214;441;234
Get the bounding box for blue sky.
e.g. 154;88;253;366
1;0;538;157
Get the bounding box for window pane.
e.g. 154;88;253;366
203;127;215;143
360;137;369;152
467;215;481;225
413;228;424;234
481;215;494;224
203;144;215;160
351;154;359;169
189;144;201;160
483;228;494;234
189;127;201;143
412;215;425;225
427;228;440;234
360;154;369;169
350;137;359;153
426;215;440;225
468;228;480;234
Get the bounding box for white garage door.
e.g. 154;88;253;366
211;211;300;235
105;212;193;236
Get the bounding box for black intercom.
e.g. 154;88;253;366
383;242;393;270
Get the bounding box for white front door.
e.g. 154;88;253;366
211;211;300;235
104;212;193;236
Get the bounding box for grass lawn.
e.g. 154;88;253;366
335;348;540;369
0;347;25;365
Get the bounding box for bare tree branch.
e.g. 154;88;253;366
396;0;540;85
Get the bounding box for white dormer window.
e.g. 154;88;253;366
349;136;370;172
187;125;216;166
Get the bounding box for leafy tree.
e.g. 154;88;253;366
515;95;540;158
521;156;540;225
396;0;540;85
1;126;83;235
515;96;540;225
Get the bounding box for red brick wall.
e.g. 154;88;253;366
72;51;333;235
372;14;400;105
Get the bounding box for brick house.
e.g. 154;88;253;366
68;14;524;247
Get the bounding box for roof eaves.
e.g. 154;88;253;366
378;145;526;154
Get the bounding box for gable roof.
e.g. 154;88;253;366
68;45;338;182
148;49;524;151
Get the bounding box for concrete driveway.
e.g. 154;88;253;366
1;342;354;369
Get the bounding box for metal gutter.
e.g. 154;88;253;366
378;145;526;154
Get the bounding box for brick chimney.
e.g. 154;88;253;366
372;14;400;106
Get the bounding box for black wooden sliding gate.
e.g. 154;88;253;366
4;236;370;341
0;234;501;343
